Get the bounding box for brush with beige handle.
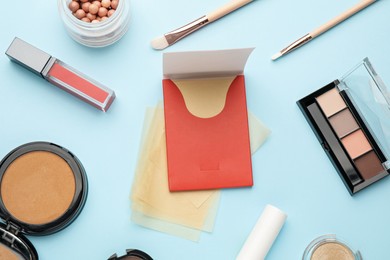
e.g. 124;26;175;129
151;0;254;50
272;0;377;61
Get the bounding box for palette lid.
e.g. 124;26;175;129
338;58;390;168
0;223;38;260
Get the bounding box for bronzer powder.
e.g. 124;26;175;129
1;151;76;225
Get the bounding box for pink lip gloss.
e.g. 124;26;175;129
5;37;115;111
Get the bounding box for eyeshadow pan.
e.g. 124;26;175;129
329;109;359;138
0;151;76;225
316;88;347;117
355;150;384;180
341;130;372;159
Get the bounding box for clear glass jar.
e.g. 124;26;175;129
302;235;362;260
58;0;130;47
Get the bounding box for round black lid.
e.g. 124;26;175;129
0;222;38;260
108;249;153;260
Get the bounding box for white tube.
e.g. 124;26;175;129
236;204;287;260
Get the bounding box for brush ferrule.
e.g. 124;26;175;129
165;16;209;45
280;33;312;56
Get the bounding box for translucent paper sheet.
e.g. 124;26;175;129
130;104;270;241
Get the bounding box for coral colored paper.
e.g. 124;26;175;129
164;76;252;191
162;48;255;191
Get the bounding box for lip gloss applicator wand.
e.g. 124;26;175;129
151;0;254;50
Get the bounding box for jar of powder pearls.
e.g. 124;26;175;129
58;0;130;47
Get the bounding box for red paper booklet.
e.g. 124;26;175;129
162;48;254;191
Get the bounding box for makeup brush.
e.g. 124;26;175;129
272;0;377;61
151;0;254;50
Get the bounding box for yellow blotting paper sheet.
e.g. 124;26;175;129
130;103;270;241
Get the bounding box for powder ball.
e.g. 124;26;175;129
75;9;86;19
82;2;91;12
111;0;118;9
98;7;108;17
101;0;111;8
69;1;80;12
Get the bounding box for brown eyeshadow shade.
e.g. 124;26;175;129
329;109;359;138
0;244;22;260
316;88;347;117
355;150;384;180
341;129;372;159
311;242;354;260
0;151;76;225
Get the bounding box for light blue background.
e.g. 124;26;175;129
1;0;389;259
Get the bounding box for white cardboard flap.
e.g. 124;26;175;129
163;48;254;79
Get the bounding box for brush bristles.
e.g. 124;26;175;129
271;52;282;61
151;36;169;50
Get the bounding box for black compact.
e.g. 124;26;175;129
0;142;88;259
108;249;153;260
297;58;390;195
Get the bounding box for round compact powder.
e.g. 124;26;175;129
1;151;76;225
311;242;355;260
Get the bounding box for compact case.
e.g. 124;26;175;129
298;58;390;195
108;249;153;260
0;142;88;260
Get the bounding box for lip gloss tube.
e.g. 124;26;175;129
5;37;116;112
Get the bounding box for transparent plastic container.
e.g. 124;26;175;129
302;235;362;260
58;0;130;47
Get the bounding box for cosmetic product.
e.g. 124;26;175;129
236;204;287;260
58;0;130;47
0;142;88;260
303;235;362;260
272;0;376;60
297;58;390;195
6;37;115;111
163;48;254;191
108;249;153;260
151;0;253;50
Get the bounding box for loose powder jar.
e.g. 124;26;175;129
302;235;362;260
58;0;131;47
0;142;88;260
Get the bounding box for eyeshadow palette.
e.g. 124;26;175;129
298;58;390;195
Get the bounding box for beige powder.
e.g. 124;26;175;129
1;151;76;225
0;243;22;260
311;242;355;260
316;88;347;117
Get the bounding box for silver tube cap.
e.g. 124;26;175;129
5;37;52;78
